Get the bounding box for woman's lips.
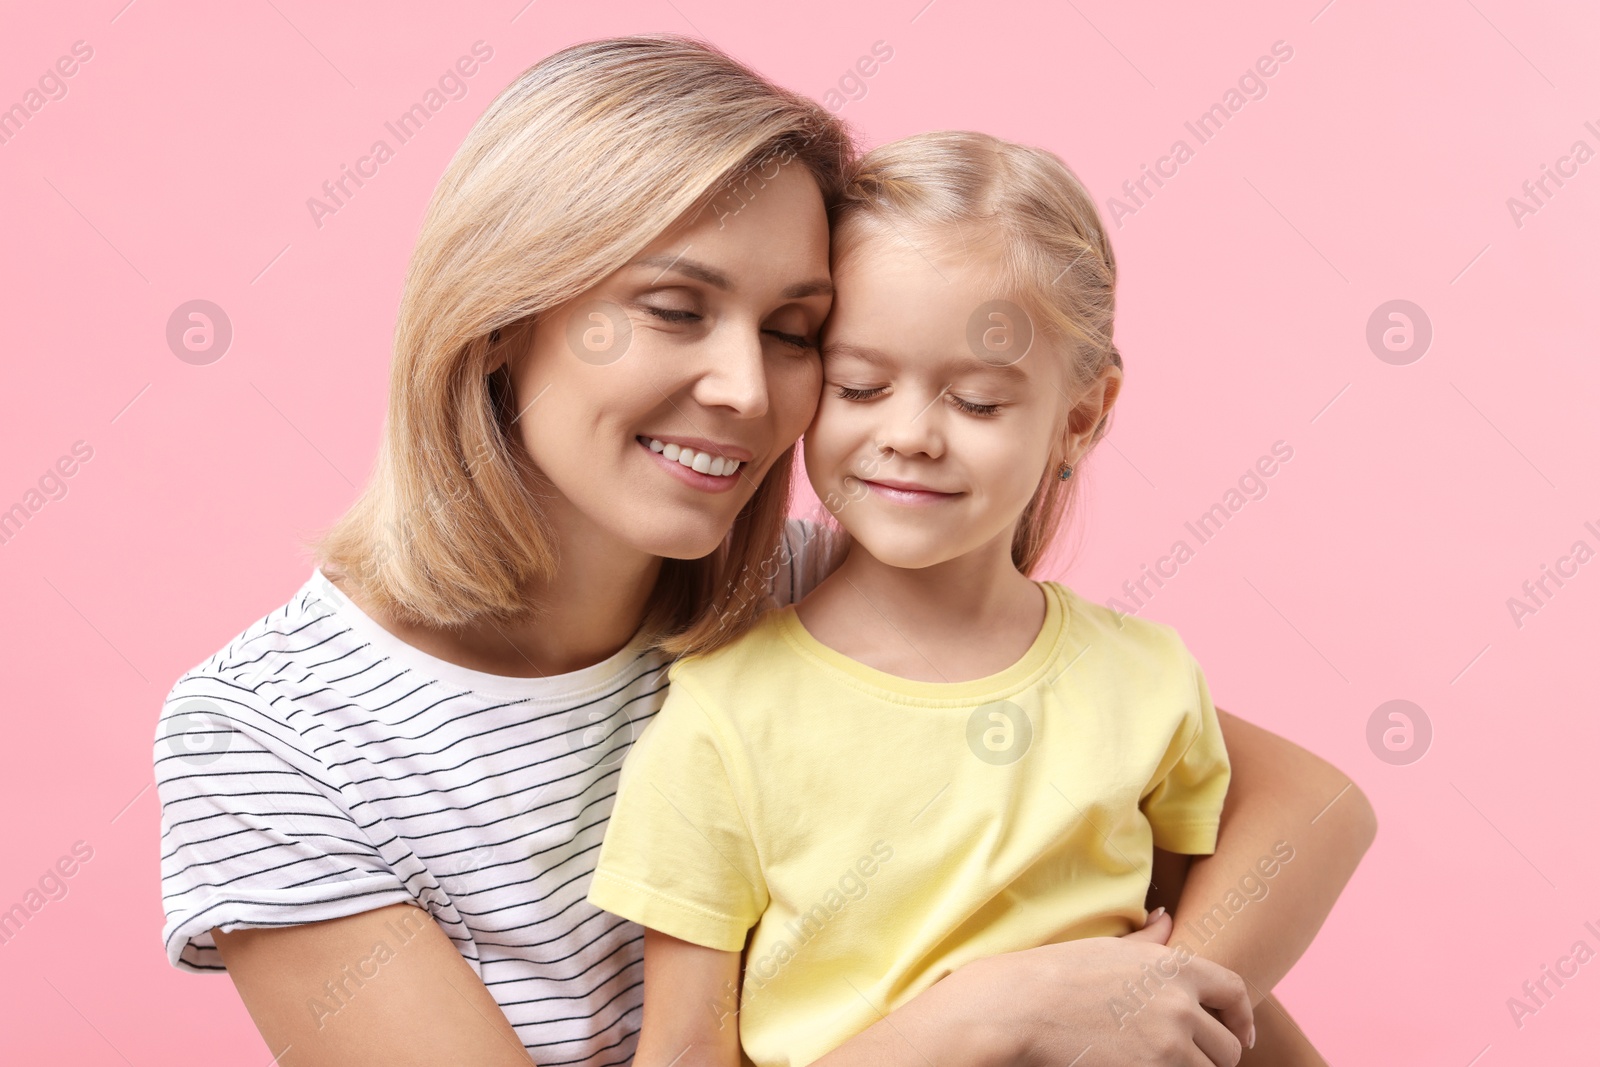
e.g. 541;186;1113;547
638;436;746;493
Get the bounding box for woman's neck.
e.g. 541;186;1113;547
334;498;664;679
795;535;1044;683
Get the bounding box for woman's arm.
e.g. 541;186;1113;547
211;903;536;1066
812;913;1254;1067
1166;709;1378;1002
636;916;1254;1067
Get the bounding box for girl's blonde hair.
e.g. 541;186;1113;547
830;130;1122;575
311;35;854;656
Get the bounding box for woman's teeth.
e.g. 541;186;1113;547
642;437;743;477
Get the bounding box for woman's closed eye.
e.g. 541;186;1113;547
639;304;815;350
640;304;700;324
766;329;817;350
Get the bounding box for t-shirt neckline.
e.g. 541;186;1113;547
775;581;1072;703
308;568;657;700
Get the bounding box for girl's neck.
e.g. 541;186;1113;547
796;534;1045;684
336;496;663;680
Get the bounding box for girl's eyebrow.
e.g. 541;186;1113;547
822;340;1031;383
632;254;832;299
820;340;889;362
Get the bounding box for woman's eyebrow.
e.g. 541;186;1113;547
783;278;834;299
631;254;831;299
635;253;729;289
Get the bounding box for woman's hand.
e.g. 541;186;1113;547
813;910;1253;1067
971;910;1253;1067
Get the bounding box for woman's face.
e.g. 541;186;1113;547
507;164;832;562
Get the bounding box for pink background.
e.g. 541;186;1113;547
3;0;1597;1062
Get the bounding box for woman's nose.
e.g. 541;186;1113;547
692;322;770;418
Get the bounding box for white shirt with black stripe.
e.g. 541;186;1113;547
155;518;836;1066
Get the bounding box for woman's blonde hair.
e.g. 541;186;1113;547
829;130;1122;575
311;35;854;655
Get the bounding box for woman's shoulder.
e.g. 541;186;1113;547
155;571;342;759
769;516;848;608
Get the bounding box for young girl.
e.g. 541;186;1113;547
587;131;1314;1067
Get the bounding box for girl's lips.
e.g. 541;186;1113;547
638;436;746;493
859;479;960;507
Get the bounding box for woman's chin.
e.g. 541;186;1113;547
622;518;736;563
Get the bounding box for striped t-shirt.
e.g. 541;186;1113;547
155;518;836;1066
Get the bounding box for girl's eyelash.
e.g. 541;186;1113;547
951;395;1002;417
835;385;885;401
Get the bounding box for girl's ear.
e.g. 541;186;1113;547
1056;359;1124;464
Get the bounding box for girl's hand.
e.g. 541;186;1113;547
949;909;1255;1067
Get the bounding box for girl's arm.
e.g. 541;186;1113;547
1164;709;1378;1003
633;929;743;1067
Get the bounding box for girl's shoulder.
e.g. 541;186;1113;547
1043;579;1199;672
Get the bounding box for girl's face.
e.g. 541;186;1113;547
805;230;1071;571
506;164;832;561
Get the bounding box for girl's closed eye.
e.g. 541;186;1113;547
949;394;1003;417
834;384;887;401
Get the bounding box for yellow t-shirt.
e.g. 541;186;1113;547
586;580;1230;1067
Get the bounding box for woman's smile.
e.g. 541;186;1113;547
638;434;750;492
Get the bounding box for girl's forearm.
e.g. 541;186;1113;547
1168;709;1378;1002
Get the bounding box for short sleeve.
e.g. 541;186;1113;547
1139;650;1231;855
155;673;414;972
586;679;766;952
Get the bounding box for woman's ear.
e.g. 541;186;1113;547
485;318;534;376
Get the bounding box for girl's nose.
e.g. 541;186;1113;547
873;389;946;459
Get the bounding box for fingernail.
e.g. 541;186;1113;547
1248;1025;1256;1049
1148;906;1165;921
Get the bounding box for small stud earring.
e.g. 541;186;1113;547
1058;462;1074;480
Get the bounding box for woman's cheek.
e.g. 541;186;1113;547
772;356;825;441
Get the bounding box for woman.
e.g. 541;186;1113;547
154;35;1374;1066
